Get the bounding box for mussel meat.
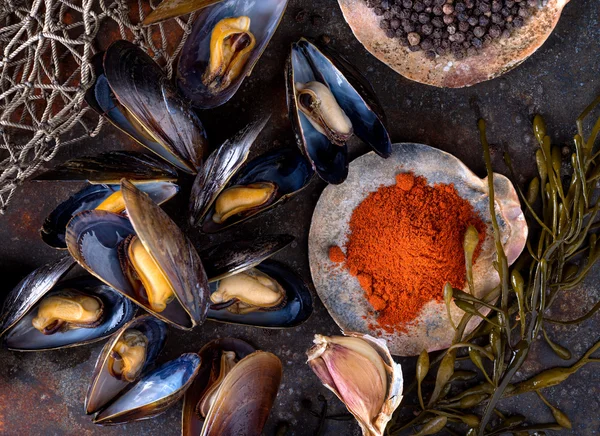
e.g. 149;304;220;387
66;180;210;330
286;38;391;184
202;16;256;93
210;268;286;314
178;0;289;108
86;315;167;415
295;81;353;146
32;291;104;335
212;182;277;224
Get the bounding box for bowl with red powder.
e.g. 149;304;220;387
309;142;528;356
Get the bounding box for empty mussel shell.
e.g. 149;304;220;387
86;315;168;415
177;0;288;108
3;275;135;351
142;0;223;26
42;181;178;249
199;351;282;435
182;338;255;436
201;236;312;327
93;353;201;425
194;147;312;233
34;151;178;184
66;181;210;330
286;38;391;184
188;117;268;228
101;41;208;173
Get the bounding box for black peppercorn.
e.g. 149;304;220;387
413;1;425;12
489;24;501;38
468;16;478;26
391;18;401;29
418;12;430;23
422;23;434;34
425;50;437;59
473;26;485;37
432;16;444;27
478;15;489;26
459;21;470;31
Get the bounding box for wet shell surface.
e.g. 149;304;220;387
309;143;528;356
177;0;288;108
337;0;569;87
85;315;168;415
182;338;256;436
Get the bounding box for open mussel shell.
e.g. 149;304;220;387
42;181;178;249
86;315;167;415
177;0;288;108
198;147;312;233
188;116;269;228
4;276;135;351
66;206;204;330
34;151;178;184
182;338;255;436
285;38;391;184
93;353;201;425
102;41;208;173
199;351;282;435
0;256;75;338
143;0;223;26
338;0;569;88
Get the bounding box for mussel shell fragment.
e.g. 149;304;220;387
200;147;312;233
103;41;208;173
199;351;282;436
189;117;269;228
34;151;178;184
142;0;224;26
86;315;167;415
177;0;289;108
201;234;294;281
182;338;255;436
4;277;135;351
42;182;178;249
0;256;75;338
93;353;201;425
207;260;312;328
65;209;202;330
286;38;391;184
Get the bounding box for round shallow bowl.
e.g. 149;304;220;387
308;143;527;356
337;0;569;88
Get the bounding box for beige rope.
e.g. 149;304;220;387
0;0;196;214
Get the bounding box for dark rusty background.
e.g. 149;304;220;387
1;0;599;434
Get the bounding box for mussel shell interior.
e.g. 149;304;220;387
201;148;312;233
4;277;135;351
207;260;312;328
182;338;255;436
94;353;201;425
103;40;207;174
201;234;294;281
0;256;74;338
33;151;178;184
177;0;289;108
86;315;168;415
288;39;391;184
42;182;178;249
66;210;196;329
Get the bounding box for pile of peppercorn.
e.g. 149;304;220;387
366;0;541;60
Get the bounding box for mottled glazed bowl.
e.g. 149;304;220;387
337;0;569;87
308;143;527;356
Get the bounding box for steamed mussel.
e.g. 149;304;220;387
286;38;391;184
178;0;289;108
0;257;135;351
36;151;179;249
86;315;167;415
201;235;313;327
188;119;312;232
66;180;210;330
86;42;208;174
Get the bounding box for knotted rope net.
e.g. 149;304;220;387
0;0;195;213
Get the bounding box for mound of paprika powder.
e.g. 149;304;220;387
330;172;486;334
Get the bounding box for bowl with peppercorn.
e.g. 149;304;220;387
338;0;569;87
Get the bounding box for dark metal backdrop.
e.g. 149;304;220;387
0;0;599;434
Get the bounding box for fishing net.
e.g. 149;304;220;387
0;0;195;213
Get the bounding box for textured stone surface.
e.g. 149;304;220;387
0;0;599;434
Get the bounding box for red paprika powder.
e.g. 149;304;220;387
333;172;486;333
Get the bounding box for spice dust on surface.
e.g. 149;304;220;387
332;172;486;333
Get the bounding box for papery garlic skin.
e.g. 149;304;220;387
307;332;403;436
